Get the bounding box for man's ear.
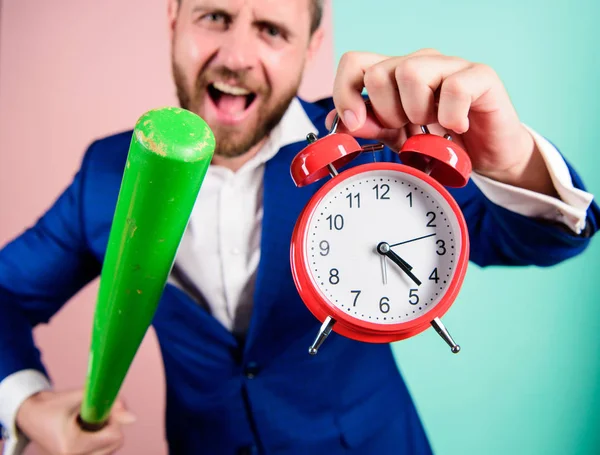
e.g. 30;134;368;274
306;27;325;64
167;0;180;38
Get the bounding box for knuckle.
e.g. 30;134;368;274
474;62;498;80
408;111;433;126
115;435;126;450
107;425;125;442
107;429;126;452
404;104;431;125
442;75;468;97
56;443;75;455
339;51;360;69
363;64;389;91
416;47;442;55
445;55;467;66
395;58;422;84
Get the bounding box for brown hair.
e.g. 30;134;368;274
177;0;324;34
308;0;324;34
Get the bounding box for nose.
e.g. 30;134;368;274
215;21;258;72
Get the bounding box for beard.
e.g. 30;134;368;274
172;60;301;159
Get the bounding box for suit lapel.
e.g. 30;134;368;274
242;97;333;354
243;142;319;353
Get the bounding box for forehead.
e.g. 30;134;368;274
188;0;311;23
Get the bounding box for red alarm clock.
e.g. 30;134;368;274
290;108;472;356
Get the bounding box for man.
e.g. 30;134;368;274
0;0;597;454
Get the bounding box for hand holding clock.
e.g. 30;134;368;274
326;48;557;197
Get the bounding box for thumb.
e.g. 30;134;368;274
63;389;85;413
332;99;367;133
111;398;137;425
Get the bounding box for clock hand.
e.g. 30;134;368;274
377;242;413;272
390;233;436;248
377;242;421;286
380;255;388;285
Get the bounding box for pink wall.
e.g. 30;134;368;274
0;1;334;453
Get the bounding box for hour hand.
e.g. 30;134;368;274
377;242;421;286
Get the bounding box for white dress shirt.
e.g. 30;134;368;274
0;98;594;454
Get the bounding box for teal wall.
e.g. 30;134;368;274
332;1;600;454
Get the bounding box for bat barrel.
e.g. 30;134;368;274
79;107;215;429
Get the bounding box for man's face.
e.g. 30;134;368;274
170;0;320;158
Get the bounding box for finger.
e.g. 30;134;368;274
325;108;395;138
68;395;134;430
111;398;126;412
91;433;125;455
92;448;120;455
112;408;137;425
438;63;502;133
363;58;409;129
325;108;409;151
333;49;442;132
110;397;136;424
406;123;449;137
333;52;388;131
364;49;444;129
111;397;131;415
91;439;125;455
63;390;85;413
73;420;125;454
395;55;471;127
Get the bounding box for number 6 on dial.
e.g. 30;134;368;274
290;117;471;356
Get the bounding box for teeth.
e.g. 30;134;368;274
213;81;251;96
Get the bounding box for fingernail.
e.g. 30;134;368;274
343;110;359;131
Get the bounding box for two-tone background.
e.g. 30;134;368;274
1;1;598;453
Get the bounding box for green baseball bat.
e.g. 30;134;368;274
77;107;215;430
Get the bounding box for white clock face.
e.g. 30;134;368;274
304;168;464;325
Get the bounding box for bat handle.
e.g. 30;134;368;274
77;413;108;432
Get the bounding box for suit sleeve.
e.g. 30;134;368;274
0;144;101;383
452;160;599;267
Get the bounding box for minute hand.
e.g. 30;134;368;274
377;242;421;286
390;233;436;248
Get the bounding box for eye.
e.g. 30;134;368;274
259;23;287;42
199;12;229;30
206;12;224;23
263;25;280;38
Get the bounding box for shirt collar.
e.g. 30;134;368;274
242;97;320;170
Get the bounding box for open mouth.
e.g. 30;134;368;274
207;81;257;119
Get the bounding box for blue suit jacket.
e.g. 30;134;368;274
1;98;598;455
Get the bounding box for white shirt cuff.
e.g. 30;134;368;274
0;370;51;455
470;125;594;234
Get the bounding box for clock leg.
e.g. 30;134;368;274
431;317;461;354
308;316;336;356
